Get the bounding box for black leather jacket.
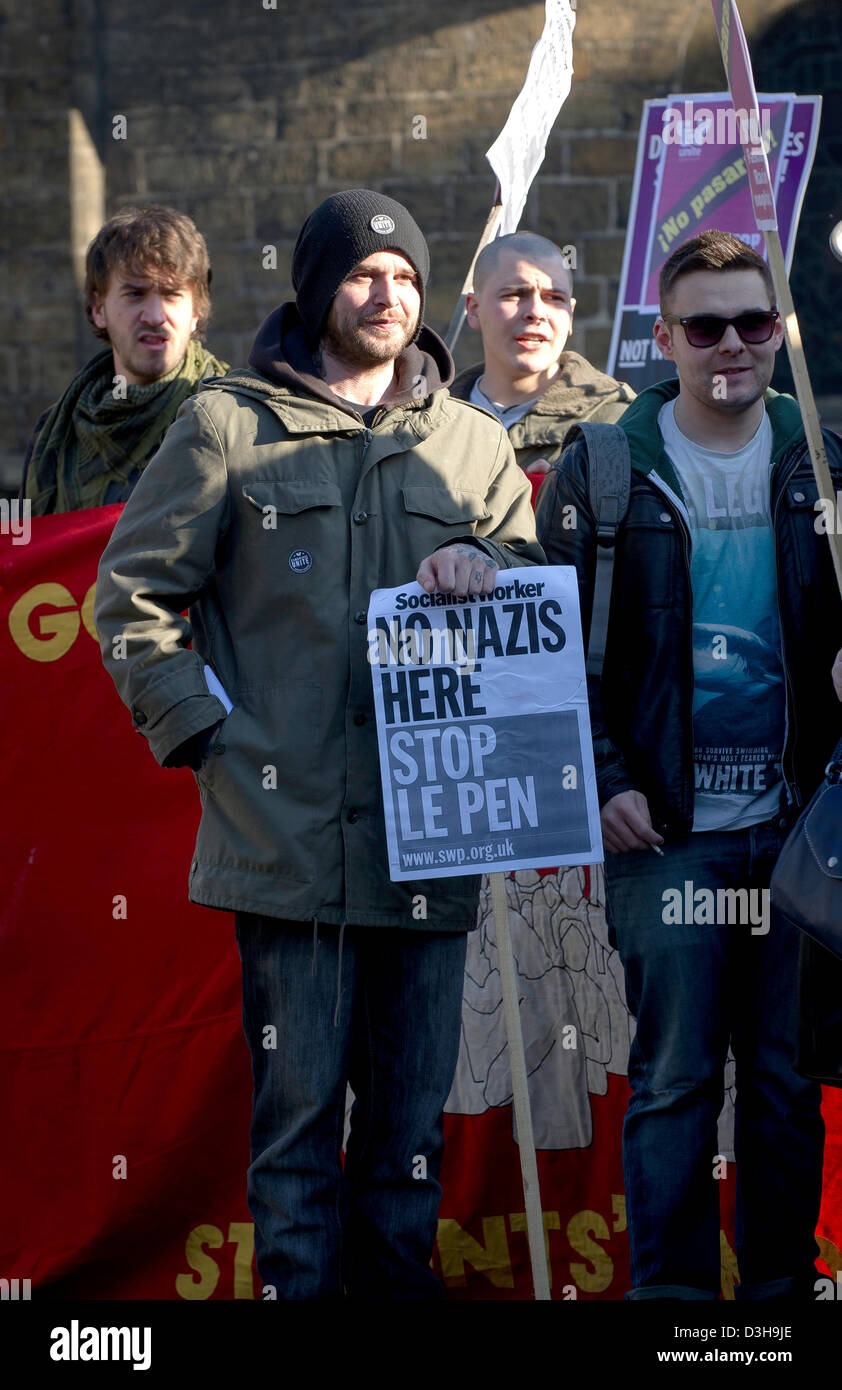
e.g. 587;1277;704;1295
536;379;842;840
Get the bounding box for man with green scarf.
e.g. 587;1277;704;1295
21;205;228;515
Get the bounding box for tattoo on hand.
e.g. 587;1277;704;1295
451;544;495;572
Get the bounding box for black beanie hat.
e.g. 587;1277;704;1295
292;189;430;344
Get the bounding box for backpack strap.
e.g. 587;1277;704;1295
562;422;632;677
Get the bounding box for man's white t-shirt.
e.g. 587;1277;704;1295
469;378;538;429
659;400;786;832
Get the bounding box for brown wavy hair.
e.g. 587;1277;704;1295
85;205;212;340
659;229;775;313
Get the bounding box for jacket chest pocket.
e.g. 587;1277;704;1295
241;479;346;576
400;485;491;553
781;479;826;589
617;493;681;611
242;480;344;525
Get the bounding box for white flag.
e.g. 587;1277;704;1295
485;0;576;235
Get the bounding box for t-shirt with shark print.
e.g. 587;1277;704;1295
659;400;785;832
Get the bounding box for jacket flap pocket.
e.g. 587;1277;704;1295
624;491;677;529
804;784;842;879
784;480;821;512
401;486;491;524
242;481;343;514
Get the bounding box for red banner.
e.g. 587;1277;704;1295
1;511;839;1299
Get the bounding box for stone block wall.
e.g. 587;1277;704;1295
0;0;814;490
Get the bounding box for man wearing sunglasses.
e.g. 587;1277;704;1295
537;229;842;1301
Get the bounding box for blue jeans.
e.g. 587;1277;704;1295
605;820;824;1300
234;913;467;1300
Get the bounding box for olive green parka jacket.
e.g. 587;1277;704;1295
450;352;635;471
95;306;544;930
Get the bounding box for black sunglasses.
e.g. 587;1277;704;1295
661;309;779;348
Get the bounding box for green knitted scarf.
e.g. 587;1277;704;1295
25;338;228;515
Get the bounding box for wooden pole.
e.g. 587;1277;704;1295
489;870;552;1301
708;0;842;598
444;198;503;353
764;228;842;597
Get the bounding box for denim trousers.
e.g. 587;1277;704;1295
605;819;825;1300
234;912;468;1300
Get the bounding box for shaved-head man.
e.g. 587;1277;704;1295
450;231;634;473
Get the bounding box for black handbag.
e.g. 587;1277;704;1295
795;935;842;1086
770;735;842;1087
770;735;842;957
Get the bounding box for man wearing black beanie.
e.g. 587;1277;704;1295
96;189;544;1300
292;188;430;343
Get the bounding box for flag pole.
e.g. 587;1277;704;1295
764;229;842;594
444;0;576;1295
443;0;576;352
711;0;842;596
444;189;502;353
489;870;552;1300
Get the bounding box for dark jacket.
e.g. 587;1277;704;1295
450;353;635;471
535;376;842;839
94;304;543;929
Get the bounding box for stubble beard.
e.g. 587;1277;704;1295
322;309;418;370
126;343;178;385
109;327;190;387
